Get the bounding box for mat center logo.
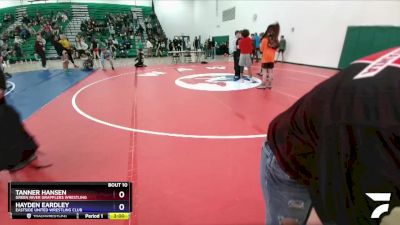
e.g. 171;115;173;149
175;73;261;91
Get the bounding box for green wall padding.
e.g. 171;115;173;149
338;26;400;69
212;35;229;45
212;35;229;55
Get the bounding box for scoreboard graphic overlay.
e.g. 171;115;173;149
8;182;132;220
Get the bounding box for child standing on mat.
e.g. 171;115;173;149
100;45;115;71
257;23;280;89
91;37;100;67
233;30;242;81
34;34;47;70
62;50;69;71
238;29;254;82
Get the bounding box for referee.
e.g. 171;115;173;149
261;47;400;225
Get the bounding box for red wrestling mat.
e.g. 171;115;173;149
0;61;336;225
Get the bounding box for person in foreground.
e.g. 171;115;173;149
261;47;400;225
0;69;51;172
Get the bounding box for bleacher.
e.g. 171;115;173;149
84;4;165;58
85;3;148;58
0;2;165;63
20;3;71;62
86;3;132;21
24;2;71;34
0;3;72;63
0;6;17;63
0;6;16;35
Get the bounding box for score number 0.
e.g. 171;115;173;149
114;183;129;211
118;191;125;210
117;187;128;211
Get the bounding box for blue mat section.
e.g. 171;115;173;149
5;69;93;120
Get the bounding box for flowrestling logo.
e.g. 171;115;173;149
175;73;261;91
366;193;391;219
354;48;400;79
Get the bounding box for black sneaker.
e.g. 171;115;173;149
233;76;240;81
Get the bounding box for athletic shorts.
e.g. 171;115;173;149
239;54;252;67
262;63;274;69
278;49;285;53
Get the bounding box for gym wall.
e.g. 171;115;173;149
192;0;400;69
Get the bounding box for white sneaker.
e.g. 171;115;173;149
43;66;48;70
257;84;267;89
248;77;257;83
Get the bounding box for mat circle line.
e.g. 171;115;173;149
5;81;15;96
71;72;267;139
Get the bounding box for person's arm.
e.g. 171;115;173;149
259;39;265;54
0;70;6;100
82;42;88;50
0;87;4;100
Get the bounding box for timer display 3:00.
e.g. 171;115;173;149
109;213;130;220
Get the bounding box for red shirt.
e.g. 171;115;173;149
238;37;253;54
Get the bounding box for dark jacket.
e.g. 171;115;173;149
34;40;44;54
51;39;64;56
268;47;400;225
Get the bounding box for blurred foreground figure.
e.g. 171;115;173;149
0;69;50;172
261;47;400;225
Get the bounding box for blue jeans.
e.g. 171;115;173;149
261;142;312;225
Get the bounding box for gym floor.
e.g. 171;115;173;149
0;56;337;225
